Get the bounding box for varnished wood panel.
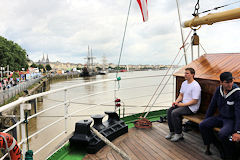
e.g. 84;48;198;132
175;54;240;114
83;123;220;160
174;53;240;82
176;77;221;114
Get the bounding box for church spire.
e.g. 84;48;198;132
42;53;45;63
46;54;49;64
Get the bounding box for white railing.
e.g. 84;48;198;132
0;73;174;160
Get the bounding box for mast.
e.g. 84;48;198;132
102;55;107;71
91;48;93;72
87;45;90;69
183;8;240;28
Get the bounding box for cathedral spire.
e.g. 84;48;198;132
42;53;45;63
46;54;49;64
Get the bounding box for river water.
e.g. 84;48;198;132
25;70;174;159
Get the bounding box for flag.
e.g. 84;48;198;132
136;0;148;22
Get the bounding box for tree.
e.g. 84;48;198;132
38;64;45;73
0;36;29;71
12;72;20;80
30;63;38;68
96;66;102;71
45;64;52;71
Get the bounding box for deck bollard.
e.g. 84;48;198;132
91;114;105;131
104;111;120;127
69;119;92;148
70;111;128;154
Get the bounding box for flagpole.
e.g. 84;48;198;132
116;0;132;78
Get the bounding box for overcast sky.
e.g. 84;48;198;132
0;0;239;65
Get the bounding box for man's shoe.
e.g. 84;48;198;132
170;133;184;142
165;132;174;139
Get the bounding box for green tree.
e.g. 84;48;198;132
38;64;45;73
96;66;102;71
0;36;29;71
30;63;38;68
12;72;20;80
45;64;52;71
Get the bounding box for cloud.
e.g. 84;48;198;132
0;0;239;65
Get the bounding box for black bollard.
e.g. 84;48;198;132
103;111;120;127
91;114;105;131
69;119;93;148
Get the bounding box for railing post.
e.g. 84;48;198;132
20;103;31;159
64;89;68;133
20;104;26;159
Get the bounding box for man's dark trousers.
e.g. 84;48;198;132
199;116;236;159
167;106;193;134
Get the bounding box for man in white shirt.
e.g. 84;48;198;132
165;68;201;142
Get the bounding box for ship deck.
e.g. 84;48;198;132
83;122;221;160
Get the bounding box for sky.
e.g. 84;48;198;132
0;0;240;65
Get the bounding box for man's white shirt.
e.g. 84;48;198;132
180;80;201;113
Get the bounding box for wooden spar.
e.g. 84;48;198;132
182;8;240;28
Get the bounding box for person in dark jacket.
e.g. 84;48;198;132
199;72;240;160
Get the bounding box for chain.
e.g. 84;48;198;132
192;0;200;16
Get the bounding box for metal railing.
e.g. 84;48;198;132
0;73;174;160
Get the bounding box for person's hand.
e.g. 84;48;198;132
232;133;240;142
172;102;178;107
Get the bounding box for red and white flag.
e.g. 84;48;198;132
136;0;148;22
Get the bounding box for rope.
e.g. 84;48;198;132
199;43;207;54
90;127;131;160
145;56;185;117
144;42;192;118
145;32;195;113
189;16;202;30
199;0;240;15
176;0;188;65
141;29;192;118
114;0;133;104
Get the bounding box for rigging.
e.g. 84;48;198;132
199;0;240;15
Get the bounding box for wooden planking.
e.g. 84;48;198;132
83;123;221;160
174;53;240;82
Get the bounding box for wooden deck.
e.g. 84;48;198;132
83;122;221;160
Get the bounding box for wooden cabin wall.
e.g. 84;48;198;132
175;76;240;114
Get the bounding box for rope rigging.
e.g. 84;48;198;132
198;0;240;15
134;29;193;128
114;0;132;113
142;29;192;114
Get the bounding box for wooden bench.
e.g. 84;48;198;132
183;113;220;132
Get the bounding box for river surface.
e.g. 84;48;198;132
25;70;175;159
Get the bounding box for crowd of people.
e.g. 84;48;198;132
0;78;20;91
